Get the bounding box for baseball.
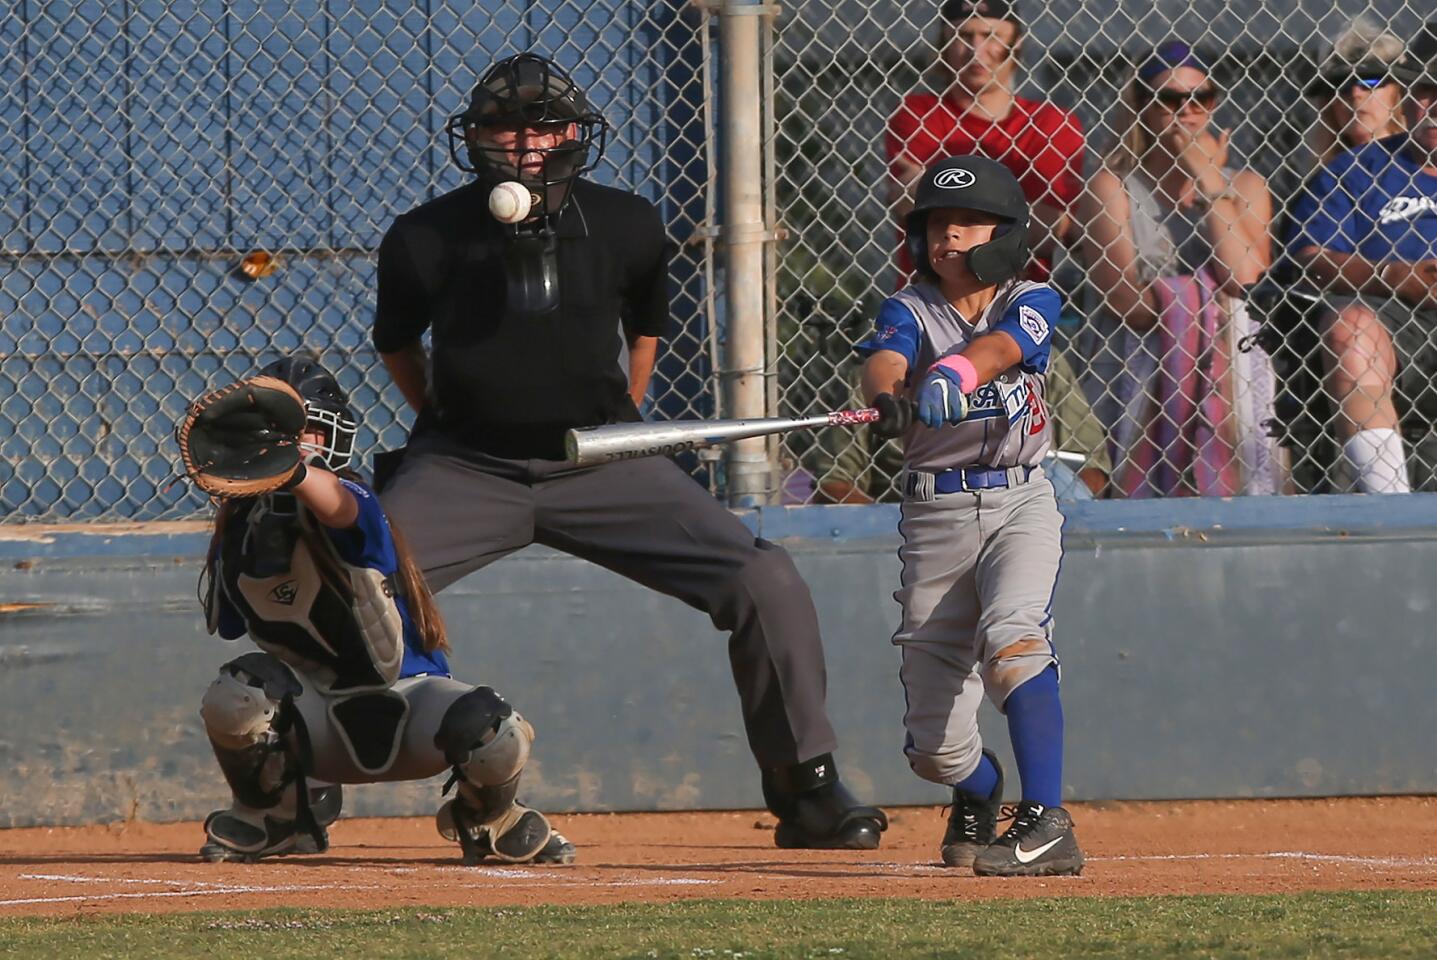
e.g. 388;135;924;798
488;181;533;224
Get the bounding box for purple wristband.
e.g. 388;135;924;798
933;354;979;394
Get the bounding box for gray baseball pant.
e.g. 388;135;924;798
379;435;838;768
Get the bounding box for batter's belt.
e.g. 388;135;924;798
904;464;1037;501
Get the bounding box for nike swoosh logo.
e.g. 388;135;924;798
1014;836;1064;864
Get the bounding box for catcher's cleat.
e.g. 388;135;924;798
199;808;328;863
764;754;888;851
452;829;577;866
940;749;1004;869
438;798;571;865
972;801;1084;877
533;831;578;865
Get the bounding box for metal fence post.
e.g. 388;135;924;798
717;0;777;506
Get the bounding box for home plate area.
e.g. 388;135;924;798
3;798;1436;917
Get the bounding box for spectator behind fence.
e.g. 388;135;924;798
1306;16;1409;165
1076;41;1285;498
886;0;1083;282
1285;28;1437;493
809;347;1111;503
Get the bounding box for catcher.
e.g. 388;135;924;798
176;355;571;865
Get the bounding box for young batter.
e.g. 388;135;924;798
857;155;1083;876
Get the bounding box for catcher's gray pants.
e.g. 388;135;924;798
380;435;838;768
294;673;477;785
895;472;1062;786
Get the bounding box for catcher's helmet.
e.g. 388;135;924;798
258;357;358;471
905;155;1031;285
445;53;609;218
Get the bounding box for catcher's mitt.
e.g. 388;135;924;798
176;375;308;498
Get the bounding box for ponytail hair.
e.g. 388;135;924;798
387;518;449;655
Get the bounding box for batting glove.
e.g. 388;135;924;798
916;366;971;429
871;393;915;439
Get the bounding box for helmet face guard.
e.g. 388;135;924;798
257;357;358;471
904;155;1032;285
445;54;609;221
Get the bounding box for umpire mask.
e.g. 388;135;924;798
445;54;609;315
904;155;1031;285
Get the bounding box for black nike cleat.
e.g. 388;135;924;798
972;801;1084;877
940;748;1004;869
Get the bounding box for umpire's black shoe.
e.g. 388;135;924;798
763;754;888;850
940;749;1004;869
972;801;1084;877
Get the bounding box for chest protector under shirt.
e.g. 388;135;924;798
210;496;405;694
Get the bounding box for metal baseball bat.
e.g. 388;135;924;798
565;409;882;466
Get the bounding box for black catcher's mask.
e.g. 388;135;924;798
258;356;358;472
445;53;609;315
904;154;1031;285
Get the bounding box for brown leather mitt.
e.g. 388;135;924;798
175;375;308;498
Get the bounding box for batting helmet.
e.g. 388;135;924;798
904;155;1031;285
258;356;358;471
445;53;609;218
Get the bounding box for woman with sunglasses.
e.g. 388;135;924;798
1077;41;1282;497
1307;17;1410;165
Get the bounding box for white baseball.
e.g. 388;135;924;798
488;181;533;224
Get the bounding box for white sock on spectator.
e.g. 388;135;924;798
1343;428;1411;494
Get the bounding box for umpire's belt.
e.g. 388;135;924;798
905;465;1035;501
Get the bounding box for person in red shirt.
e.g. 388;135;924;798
887;0;1085;281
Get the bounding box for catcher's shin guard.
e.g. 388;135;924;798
763;753;888;850
199;653;334;861
200;785;341;863
432;686;565;864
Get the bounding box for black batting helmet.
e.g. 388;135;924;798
905;155;1031;285
258;356;358;471
445;53;609;218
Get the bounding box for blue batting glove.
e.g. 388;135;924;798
916;366;971;429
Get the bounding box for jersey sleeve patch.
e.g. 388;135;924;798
854;297;921;368
992;286;1057;374
1017;303;1050;344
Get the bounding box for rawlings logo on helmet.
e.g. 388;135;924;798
933;168;977;189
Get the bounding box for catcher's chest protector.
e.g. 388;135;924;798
215;497;406;694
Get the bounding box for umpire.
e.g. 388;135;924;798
372;53;886;850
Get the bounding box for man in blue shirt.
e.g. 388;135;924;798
1287;30;1437;492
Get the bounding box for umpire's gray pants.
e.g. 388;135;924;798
380;436;838;768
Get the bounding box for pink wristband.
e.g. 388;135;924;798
933;354;979;394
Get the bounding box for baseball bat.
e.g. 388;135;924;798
565;409;881;466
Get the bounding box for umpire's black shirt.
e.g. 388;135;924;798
372;178;669;460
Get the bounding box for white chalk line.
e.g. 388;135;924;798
8;850;1431;907
1090;851;1437;868
21;873;237;889
0;882;374;908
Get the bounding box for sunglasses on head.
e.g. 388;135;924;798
1334;73;1396;93
1151;86;1218;109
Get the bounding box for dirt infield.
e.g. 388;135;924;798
2;797;1434;917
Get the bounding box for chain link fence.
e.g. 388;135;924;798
775;0;1437;502
4;1;1436;520
1;0;713;520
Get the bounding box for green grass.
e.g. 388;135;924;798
3;892;1435;959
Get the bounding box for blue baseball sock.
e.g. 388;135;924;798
952;750;1000;800
1005;664;1064;808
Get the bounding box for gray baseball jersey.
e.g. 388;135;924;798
857;278;1057;473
